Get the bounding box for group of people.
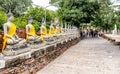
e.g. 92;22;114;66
80;27;98;39
2;12;61;53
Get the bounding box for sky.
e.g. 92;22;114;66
32;0;58;11
32;0;120;11
111;0;120;6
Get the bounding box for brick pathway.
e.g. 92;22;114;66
37;38;120;74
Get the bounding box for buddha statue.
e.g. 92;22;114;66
55;23;62;42
40;18;48;42
2;12;26;54
54;17;59;34
26;16;42;44
54;17;59;25
49;21;56;35
40;19;54;44
56;23;61;34
50;20;61;43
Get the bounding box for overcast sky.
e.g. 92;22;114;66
32;0;58;11
32;0;120;11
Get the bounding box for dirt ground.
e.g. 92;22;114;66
37;38;120;74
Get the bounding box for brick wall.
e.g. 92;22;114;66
0;32;3;52
17;28;26;39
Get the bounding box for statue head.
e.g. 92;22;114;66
7;12;14;22
28;16;33;24
42;22;46;26
42;18;46;26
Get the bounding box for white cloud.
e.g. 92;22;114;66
32;0;58;11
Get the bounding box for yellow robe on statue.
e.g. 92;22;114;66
26;25;36;40
56;27;61;34
51;26;56;34
2;23;16;53
49;26;56;36
41;26;47;42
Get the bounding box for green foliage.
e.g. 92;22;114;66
114;10;120;30
51;0;116;31
13;15;27;28
51;0;100;27
0;0;32;16
27;7;44;23
0;10;7;31
27;7;57;31
33;20;41;31
0;0;57;32
91;1;115;31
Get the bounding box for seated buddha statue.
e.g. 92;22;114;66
2;12;26;54
49;21;56;36
26;16;42;43
49;21;59;43
40;19;48;42
56;23;61;34
53;17;60;34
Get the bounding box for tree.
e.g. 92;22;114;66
50;0;100;27
0;0;32;16
91;0;115;31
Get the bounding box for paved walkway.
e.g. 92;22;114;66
37;38;120;74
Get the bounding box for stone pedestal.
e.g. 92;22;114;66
0;38;80;74
0;27;80;73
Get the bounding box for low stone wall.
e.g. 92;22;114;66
0;38;80;74
100;34;120;45
100;34;111;41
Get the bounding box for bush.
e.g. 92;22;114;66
33;20;41;31
0;11;7;31
14;16;27;28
